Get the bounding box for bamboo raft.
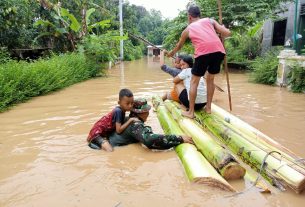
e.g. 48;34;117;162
152;96;305;194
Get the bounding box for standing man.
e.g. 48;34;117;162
166;5;231;117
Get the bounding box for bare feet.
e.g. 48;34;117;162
182;110;195;119
101;140;113;152
205;107;211;114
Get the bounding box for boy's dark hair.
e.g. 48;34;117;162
182;55;194;68
188;5;201;18
177;54;185;60
119;88;133;100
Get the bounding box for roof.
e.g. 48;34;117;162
147;45;163;48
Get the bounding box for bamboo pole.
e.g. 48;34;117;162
195;110;305;193
217;0;232;111
162;100;245;180
152;96;235;191
211;103;305;172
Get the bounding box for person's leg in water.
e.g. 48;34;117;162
205;72;215;114
89;135;113;152
101;140;113;152
182;75;200;118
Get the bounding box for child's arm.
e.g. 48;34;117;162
160;50;181;77
173;75;183;84
161;65;181;77
115;117;138;134
160;50;165;65
173;69;186;83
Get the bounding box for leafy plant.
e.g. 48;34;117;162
249;47;282;85
0;47;10;63
287;63;305;93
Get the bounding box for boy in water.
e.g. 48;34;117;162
87;88;138;151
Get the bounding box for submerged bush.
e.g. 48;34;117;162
123;40;143;61
0;53;101;112
287;63;305;93
249;47;282;85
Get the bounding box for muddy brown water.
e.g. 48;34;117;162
0;57;304;207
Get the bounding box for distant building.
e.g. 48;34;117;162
147;45;163;56
262;0;305;54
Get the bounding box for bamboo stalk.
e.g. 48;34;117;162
163;100;245;180
244;171;271;193
175;102;271;192
195;111;305;193
217;0;233;111
152;96;236;191
212;103;303;163
210;104;305;175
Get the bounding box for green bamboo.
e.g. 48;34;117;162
195;111;305;193
211;103;305;170
163;100;245;180
152;96;235;191
244;171;271;193
213;112;305;177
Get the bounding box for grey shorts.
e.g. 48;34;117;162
88;135;108;150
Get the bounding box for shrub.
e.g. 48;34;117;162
0;53;100;112
0;47;10;63
123;40;143;61
249;47;282;85
287;63;305;93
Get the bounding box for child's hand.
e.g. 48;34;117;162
181;135;194;144
129;117;140;122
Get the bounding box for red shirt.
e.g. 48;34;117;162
87;107;125;142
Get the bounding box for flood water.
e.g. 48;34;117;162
0;57;304;207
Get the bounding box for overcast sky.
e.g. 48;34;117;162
127;0;190;19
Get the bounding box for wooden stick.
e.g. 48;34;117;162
128;32;225;92
217;0;233;111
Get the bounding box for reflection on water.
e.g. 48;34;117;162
0;58;304;207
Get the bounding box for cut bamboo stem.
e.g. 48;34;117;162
152;96;236;191
162;100;245;180
195;110;305;193
212;104;304;165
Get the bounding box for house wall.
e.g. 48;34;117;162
262;0;305;53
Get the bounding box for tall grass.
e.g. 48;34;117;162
0;53;101;112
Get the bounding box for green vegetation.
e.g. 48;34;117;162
249;47;282;85
0;0;170;111
162;0;291;86
287;63;305;93
0;53;99;112
226;22;263;65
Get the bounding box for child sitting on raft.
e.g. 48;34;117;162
87;88;138;152
173;55;207;110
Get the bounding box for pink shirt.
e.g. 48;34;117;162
187;18;225;58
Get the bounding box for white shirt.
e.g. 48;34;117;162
178;68;207;103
